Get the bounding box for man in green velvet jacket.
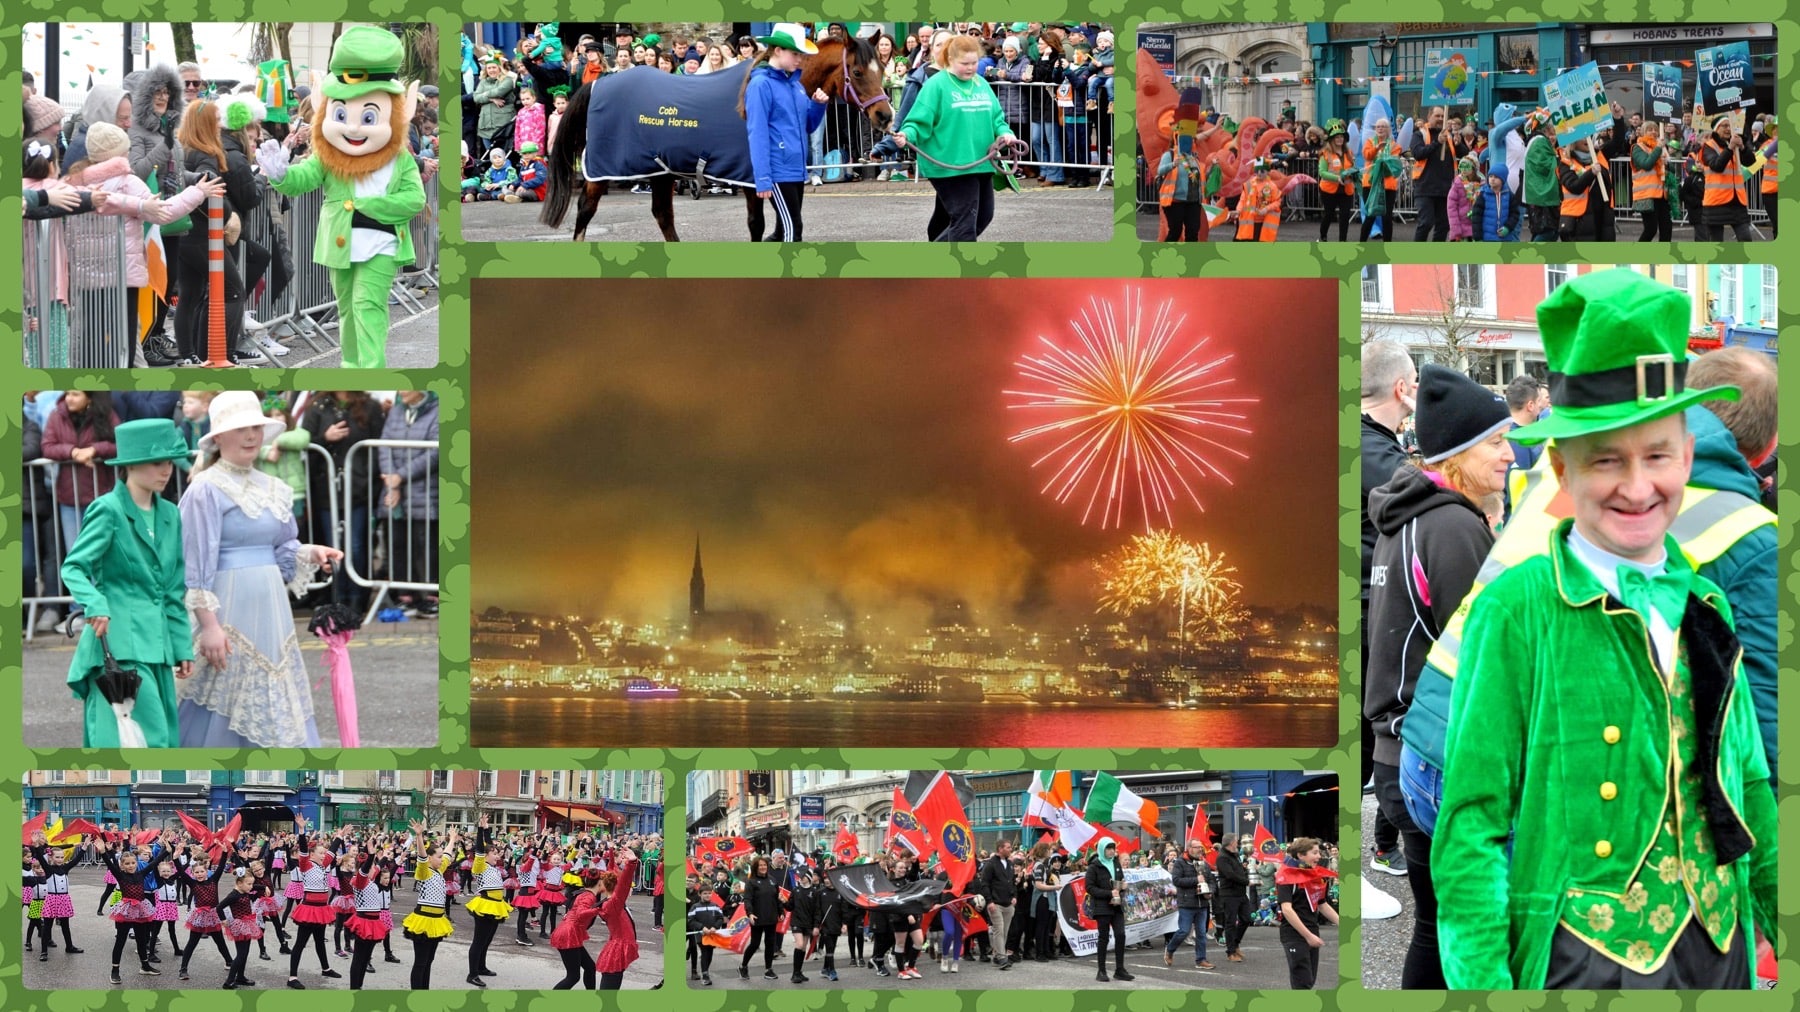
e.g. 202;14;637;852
1433;270;1778;989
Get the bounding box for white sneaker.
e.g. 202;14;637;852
939;958;948;973
255;332;289;357
242;311;268;332
55;615;84;637
950;960;959;973
809;173;823;186
34;608;61;633
876;169;891;182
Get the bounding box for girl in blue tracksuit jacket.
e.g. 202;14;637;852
740;26;828;240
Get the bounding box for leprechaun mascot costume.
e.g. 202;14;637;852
257;25;426;368
60;419;194;748
1432;270;1777;989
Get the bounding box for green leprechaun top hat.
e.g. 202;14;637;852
105;419;192;470
1510;269;1738;446
323;25;407;100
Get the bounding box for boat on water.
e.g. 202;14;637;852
624;678;680;699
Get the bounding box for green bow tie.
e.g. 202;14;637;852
1615;564;1691;630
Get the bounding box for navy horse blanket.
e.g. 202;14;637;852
582;65;757;185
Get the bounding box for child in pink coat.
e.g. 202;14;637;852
1445;155;1479;241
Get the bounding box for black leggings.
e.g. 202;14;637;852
158;919;179;949
1638;197;1673;242
1035;901;1057;956
555;945;596;989
41;915;76;949
97;882;118;914
1093;912;1126;971
653;892;664;928
1280;923;1321;988
1359;205;1395;241
1320;189;1354;241
469;913;503;974
288;920;332;977
1162;202;1203;241
258;913;289;956
763;181;807;241
407;932;440;989
230;938;253;982
111;921;151;966
927;173;996;241
1373;760;1443;988
539;903;561;937
848;926;864;962
516;906;534;941
600;970;624;989
180;929;232;972
740;923;781;970
350;934;380;989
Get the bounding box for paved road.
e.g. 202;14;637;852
285;278;441;369
23;619;440;749
699;922;1335;990
1359;790;1413;990
22;876;664;990
462;179;1115;243
1136;209;1735;243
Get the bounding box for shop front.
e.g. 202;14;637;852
1309;22;1571;128
744;808;791;854
1580;24;1776;115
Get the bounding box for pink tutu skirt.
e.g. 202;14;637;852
502;876;519;890
252;896;282;918
225;917;264;941
104;870;117;885
329;894;357;914
110;897;156;923
41;893;74;920
21;887;32;904
346;912;388;941
187;907;222;933
283;880;305;900
378;910;395;933
444;880;461;898
272;857;287;870
154;899;180;921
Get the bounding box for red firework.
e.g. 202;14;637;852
1005;289;1254;530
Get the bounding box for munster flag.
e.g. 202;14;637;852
702;836;755;861
884;788;928;857
948;895;990;936
910;771;977;895
1252;823;1282;863
833;825;861;865
702;905;753;952
1187;808;1217;868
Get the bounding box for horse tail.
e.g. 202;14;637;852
541;79;591;229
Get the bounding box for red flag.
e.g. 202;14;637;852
215;814;242;853
884;788;928;857
686;857;700;880
1187;808;1217;868
61;818;106;841
707;890;725;908
178;811;214;848
22;812;48;844
949;896;990;936
833;825;861;865
134;829;161;847
1252;823;1282;863
702;905;753;953
700;836;755;861
911;772;977;895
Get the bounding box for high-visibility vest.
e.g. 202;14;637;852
1318;149;1355;195
1559;152;1593;216
1704;138;1748;206
1234;179;1281;241
1401;456;1776;771
1363;139;1400;190
1410;127;1438;180
1759;139;1778;193
1157;154;1199;207
1631;138;1665;201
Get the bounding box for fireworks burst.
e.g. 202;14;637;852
1005;288;1254;530
1096;531;1245;644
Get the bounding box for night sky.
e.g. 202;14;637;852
472;278;1338;627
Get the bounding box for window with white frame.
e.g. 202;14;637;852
187;771;210;785
135;771;161;783
1545;265;1570;295
478;771;497;795
551;771;566;798
1718;266;1741;320
89;770;112;784
431;771;451;792
49;770;67;784
518;771;533;797
1360;264;1385;308
243;770;284;786
320;771;345;788
377;771;398;790
579;772;592;801
1455;264;1494;314
1760;266;1777;325
1672;264;1693;303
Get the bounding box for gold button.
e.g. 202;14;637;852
1600;782;1618;801
1595;840;1613;858
343;199;355;211
1603;725;1621;744
335;236;346;248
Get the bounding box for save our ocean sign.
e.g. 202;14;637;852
1643;62;1683;122
1542;62;1611;144
1696;41;1754;114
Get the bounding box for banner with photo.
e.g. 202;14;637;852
1051;867;1179;957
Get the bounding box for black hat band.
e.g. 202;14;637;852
1549;354;1685;409
334;71;399;84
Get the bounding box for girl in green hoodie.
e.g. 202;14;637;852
894;35;1017;241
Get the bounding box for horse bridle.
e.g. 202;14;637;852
835;42;888;114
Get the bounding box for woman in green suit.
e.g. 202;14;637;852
60;418;194;747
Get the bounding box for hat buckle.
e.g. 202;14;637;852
340;70;370;84
1635;353;1676;405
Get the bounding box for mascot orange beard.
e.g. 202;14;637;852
311;85;416;180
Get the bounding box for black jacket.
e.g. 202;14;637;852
1082;860;1119;917
182;131;260;233
686;893;725;932
1169;855;1210;910
743;875;782;924
784;880;821;932
1360;413;1412;599
977;854;1014;906
1213;849;1250;900
1364;465;1494;764
1409;126;1464;197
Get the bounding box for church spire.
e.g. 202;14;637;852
689;535;705;616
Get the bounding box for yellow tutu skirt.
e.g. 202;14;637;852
465;896;513;920
402;910;454;939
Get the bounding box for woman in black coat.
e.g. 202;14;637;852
172;99;261;363
737;858;783;980
1084;842;1134;983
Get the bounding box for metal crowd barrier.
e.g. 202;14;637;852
402;166;440;290
342;438;440;626
22;215;131;369
23;441;343;640
284;186;342;353
238;178;301;363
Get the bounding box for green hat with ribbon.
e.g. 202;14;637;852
755;23;818;55
1510;270;1738;446
1324;117;1347;138
106;419;192;469
324;25;407;100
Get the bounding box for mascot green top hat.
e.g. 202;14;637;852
324;25;406;100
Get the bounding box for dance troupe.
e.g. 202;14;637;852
22;815;651;990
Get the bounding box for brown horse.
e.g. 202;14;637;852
541;37;893;241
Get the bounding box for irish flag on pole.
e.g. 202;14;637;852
1023;770;1072;827
1084;772;1162;837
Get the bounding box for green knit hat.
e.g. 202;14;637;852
1510;270;1738;446
106;419;192;469
323;25;407;100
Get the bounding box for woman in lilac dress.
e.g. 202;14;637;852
178;392;343;747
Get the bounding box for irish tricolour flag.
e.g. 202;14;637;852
1084;772;1162;837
